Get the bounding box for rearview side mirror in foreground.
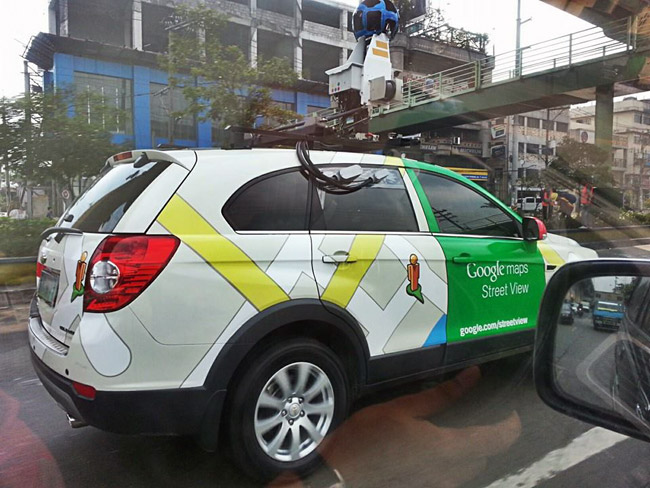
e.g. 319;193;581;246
534;259;650;442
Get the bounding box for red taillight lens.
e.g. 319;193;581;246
84;235;180;313
36;261;44;278
72;381;96;400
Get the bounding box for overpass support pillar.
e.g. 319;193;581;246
595;84;614;165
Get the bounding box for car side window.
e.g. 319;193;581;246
414;170;520;237
223;169;310;231
310;166;418;232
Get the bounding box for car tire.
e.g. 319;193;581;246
226;338;349;482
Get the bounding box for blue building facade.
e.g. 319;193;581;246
49;52;331;149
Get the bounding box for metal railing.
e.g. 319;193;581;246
372;15;650;117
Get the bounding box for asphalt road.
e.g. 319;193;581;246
2;244;650;488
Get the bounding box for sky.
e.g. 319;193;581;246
0;0;602;98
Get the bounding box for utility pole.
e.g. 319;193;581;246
24;60;33;218
515;0;531;77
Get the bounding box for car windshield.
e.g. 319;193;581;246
2;1;650;487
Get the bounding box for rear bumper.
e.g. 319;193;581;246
593;319;621;332
31;351;226;436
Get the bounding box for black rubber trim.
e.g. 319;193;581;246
31;352;220;436
367;345;445;384
203;299;369;392
445;329;535;364
534;258;650;443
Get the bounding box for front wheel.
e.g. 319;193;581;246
227;339;349;481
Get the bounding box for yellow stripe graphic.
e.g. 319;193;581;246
538;242;565;268
376;40;388;49
157;195;290;311
321;235;385;308
384;156;404;167
372;48;389;58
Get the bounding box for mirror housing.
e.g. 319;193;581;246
522;216;547;241
534;258;650;442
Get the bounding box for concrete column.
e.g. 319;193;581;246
595;84;614;165
250;27;258;67
250;0;257;67
58;0;69;37
294;0;303;76
295;37;303;77
132;0;143;51
340;9;348;39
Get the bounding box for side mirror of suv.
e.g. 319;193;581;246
522;216;547;241
533;259;650;443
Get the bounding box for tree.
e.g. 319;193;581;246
158;4;299;141
549;138;614;189
0;90;128;200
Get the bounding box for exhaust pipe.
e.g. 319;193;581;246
67;413;88;429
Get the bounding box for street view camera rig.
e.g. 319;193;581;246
230;0;404;153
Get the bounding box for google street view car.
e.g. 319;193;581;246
29;145;597;479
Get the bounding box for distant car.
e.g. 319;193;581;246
593;300;624;331
560;302;574;324
516;196;541;214
0;211;7;218
580;300;591;313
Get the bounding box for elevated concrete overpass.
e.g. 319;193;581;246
542;0;650;29
368;14;650;159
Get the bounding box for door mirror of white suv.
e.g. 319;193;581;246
522;216;547;241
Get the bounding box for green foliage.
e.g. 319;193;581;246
549;138;614;189
1;91;128;199
620;210;650;225
159;4;299;136
0;218;55;257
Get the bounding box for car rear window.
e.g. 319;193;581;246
63;160;171;233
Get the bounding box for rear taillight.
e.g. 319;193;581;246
36;261;44;278
84;235;179;313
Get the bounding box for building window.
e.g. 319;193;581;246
526;117;540;129
142;3;174;53
635;113;643;124
257;30;294;68
303;0;340;28
542;119;553;130
526;143;540;154
257;0;294;17
74;72;133;134
303;40;341;83
556;122;568;133
307;105;325;114
68;0;132;48
494;118;505;125
347;12;355;32
518;142;525;154
218;22;250;60
150;82;197;143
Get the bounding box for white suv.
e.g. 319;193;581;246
29;145;597;479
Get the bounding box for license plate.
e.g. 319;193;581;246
38;269;60;307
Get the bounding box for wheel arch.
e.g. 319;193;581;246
197;299;369;451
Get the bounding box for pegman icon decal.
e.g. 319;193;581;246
71;251;87;302
406;254;424;303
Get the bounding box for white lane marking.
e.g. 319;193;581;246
483;427;628;488
635;244;650;252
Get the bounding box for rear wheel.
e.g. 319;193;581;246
227;338;349;481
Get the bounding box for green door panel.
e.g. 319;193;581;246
436;236;546;343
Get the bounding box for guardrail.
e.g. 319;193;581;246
372;15;650;117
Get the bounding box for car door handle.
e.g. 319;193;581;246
322;252;357;264
452;253;473;264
